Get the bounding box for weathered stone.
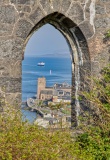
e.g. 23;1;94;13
10;0;30;4
95;5;105;14
106;4;110;14
39;0;52;14
16;5;23;12
61;0;71;13
0;77;21;93
68;3;84;24
88;34;104;59
83;0;91;20
0;38;23;59
0;0;10;4
78;21;94;39
95;17;110;29
23;5;31;13
62;17;76;28
0;59;21;78
29;7;44;24
52;0;61;11
91;61;100;76
100;0;109;2
19;12;25;17
0;23;13;36
10;0;16;3
12;38;24;57
79;42;90;61
0;39;13;58
11;0;35;6
5;93;21;106
16;19;33;39
0;5;17;24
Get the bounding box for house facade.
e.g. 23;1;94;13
37;77;71;103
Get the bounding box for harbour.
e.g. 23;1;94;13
22;56;72;124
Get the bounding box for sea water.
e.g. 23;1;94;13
22;56;72;122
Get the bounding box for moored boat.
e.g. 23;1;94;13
37;62;45;66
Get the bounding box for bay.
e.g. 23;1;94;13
22;56;72;122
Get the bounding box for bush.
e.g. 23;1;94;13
0;63;110;159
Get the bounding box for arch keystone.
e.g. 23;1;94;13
78;21;94;39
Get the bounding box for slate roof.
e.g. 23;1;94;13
40;90;53;95
53;82;71;89
58;96;71;100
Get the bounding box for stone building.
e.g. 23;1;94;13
37;77;71;102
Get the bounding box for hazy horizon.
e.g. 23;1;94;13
25;24;70;58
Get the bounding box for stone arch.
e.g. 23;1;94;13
18;12;91;127
1;0;109;127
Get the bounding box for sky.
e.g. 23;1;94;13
25;24;70;58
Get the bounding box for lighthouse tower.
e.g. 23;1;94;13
37;77;46;99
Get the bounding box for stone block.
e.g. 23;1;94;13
91;61;100;76
0;59;21;78
0;0;10;4
0;38;23;60
0;5;17;24
0;64;9;77
0;39;13;58
0;77;21;93
68;3;84;24
10;0;30;4
29;7;44;24
61;0;71;14
16;19;33;39
0;23;13;36
23;5;31;13
78;21;94;39
5;93;21;106
10;0;16;3
79;41;90;61
62;17;76;28
106;4;110;14
39;0;52;14
95;17;110;29
100;0;109;2
95;5;105;15
12;38;24;57
52;0;61;11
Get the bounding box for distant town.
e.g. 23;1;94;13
25;77;71;128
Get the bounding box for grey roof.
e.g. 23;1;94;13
40;90;53;95
58;96;71;100
45;87;53;89
53;83;71;89
53;89;71;97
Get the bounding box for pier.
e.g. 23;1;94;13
26;98;45;117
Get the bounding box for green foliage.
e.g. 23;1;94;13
82;64;110;120
0;64;110;159
76;127;110;160
77;64;110;159
0;103;110;160
0;108;75;160
106;30;110;38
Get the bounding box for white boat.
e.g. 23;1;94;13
37;62;45;66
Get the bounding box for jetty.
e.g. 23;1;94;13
26;98;47;117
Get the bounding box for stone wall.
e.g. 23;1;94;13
0;0;110;125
